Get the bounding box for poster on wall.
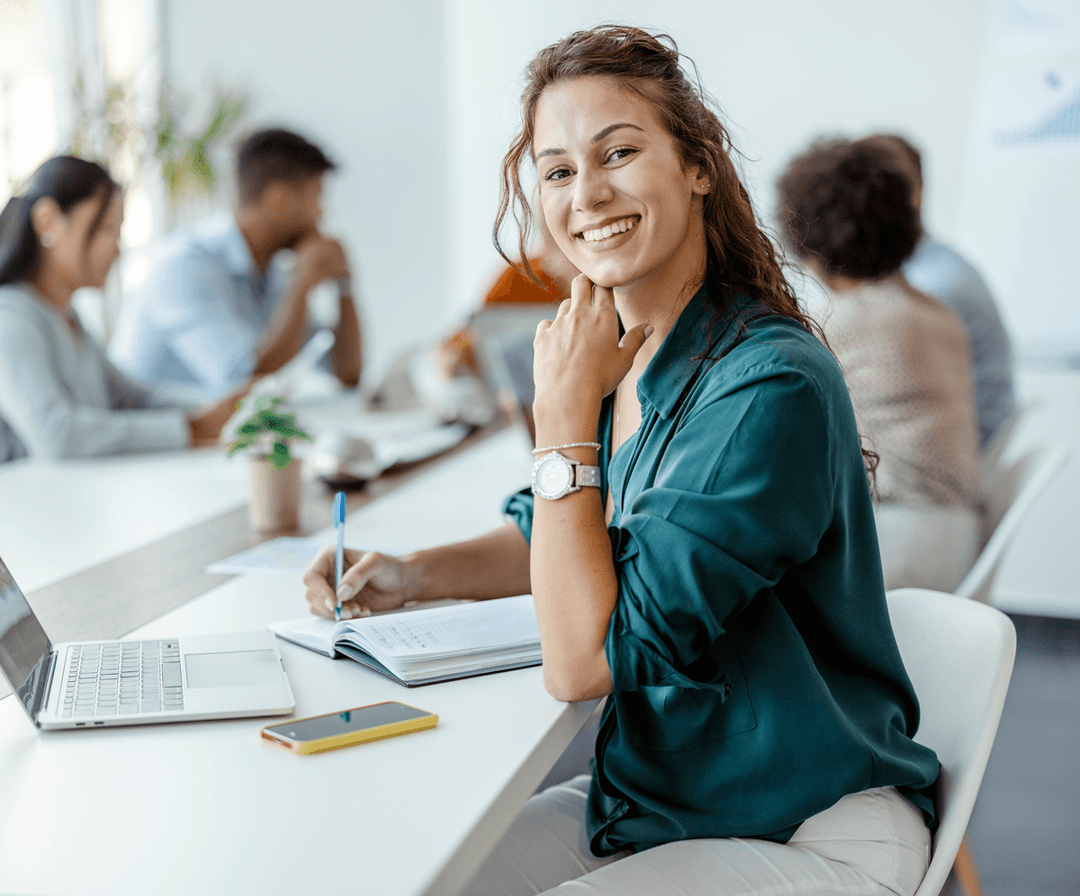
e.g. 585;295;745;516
956;0;1080;366
986;65;1080;151
983;0;1080;153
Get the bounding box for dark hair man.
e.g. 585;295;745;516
109;127;361;398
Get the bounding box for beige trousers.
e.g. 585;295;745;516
466;775;931;896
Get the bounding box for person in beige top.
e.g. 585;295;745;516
778;137;982;591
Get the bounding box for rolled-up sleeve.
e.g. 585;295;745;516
606;367;836;692
502;486;535;543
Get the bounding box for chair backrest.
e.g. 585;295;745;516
887;588;1016;896
955;444;1069;602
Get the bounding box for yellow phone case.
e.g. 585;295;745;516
261;703;438;755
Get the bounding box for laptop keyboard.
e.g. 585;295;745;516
62;640;183;718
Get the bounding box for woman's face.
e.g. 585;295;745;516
44;190;124;290
532;75;706;294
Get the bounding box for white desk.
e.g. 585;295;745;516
0;429;595;896
0;401;479;595
0;450;250;593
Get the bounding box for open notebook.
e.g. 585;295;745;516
269;594;541;687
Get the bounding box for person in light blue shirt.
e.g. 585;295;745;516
109;128;362;399
865;134;1017;450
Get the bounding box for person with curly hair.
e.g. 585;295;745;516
304;26;940;895
778;136;982;594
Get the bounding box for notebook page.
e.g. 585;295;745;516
345;594;538;659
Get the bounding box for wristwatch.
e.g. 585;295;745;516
531;451;601;501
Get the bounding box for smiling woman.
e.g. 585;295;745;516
304;25;940;896
532;81;704;307
494;27;816;341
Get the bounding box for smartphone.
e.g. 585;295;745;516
261;701;437;755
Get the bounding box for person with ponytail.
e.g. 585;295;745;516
0;156;240;460
302;26;939;895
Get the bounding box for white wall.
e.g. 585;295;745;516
163;0;452;382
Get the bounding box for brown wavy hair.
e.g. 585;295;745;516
493;25;815;337
493;25;878;482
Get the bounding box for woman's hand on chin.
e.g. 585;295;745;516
532;273;653;434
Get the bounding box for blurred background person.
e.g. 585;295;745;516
0;156;239;461
864;133;1017;453
778;137;983;592
435;209;577;379
373;204;576;430
108;128;362;400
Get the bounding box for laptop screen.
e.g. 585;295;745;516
0;555;52;723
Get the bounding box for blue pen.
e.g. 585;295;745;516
333;492;346;621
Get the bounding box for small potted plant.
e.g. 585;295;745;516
226;395;313;532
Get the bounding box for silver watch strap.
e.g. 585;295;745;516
574;464;601;488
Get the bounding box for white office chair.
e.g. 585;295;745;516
887;588;1017;896
955;444;1069;603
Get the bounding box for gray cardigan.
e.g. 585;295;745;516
0;283;189;460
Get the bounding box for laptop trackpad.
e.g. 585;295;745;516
185;650;279;688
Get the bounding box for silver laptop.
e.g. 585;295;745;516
0;554;295;730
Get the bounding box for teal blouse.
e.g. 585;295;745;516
504;287;940;856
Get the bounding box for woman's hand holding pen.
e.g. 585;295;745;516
303;547;419;620
531;273;652;439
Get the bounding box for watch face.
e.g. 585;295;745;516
534;453;573;499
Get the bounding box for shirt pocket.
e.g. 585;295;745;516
624;634;758;753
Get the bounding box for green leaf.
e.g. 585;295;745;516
228;394;308;446
268;442;291;471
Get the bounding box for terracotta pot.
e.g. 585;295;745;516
248;457;302;533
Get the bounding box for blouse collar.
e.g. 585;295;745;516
635;285;758;419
